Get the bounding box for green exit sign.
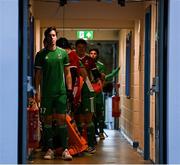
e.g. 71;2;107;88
77;30;94;40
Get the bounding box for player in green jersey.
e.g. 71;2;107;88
75;39;103;154
34;26;73;160
89;48;120;141
89;48;106;140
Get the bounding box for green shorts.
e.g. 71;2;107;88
76;83;95;114
41;94;67;116
95;92;103;104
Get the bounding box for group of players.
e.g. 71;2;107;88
34;26;119;160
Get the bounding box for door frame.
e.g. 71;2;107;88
156;0;168;163
18;0;28;163
144;5;151;160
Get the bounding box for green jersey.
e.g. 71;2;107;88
34;47;69;97
96;60;106;74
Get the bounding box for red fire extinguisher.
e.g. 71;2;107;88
112;83;121;117
27;98;40;148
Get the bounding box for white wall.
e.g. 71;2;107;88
167;0;180;163
0;0;18;163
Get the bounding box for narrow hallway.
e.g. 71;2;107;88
31;129;152;164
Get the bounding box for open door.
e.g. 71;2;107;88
144;6;151;160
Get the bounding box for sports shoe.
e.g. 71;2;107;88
62;149;73;160
86;146;96;154
99;133;105;140
44;149;54;160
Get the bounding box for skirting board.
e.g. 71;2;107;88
119;128;144;156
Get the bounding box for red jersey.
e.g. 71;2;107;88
79;55;96;71
79;55;98;82
68;50;80;69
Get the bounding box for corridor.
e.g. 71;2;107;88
30;129;152;164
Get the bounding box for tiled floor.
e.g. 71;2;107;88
29;129;152;164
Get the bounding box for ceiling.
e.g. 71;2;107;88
32;0;148;6
30;0;156;30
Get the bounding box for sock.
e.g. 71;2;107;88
87;122;95;147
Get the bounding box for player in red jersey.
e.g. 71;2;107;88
75;39;103;154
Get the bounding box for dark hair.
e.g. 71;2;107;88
89;48;99;55
56;37;70;49
43;38;47;47
75;39;87;47
44;26;57;38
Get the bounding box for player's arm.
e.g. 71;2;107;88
64;66;74;105
64;66;72;91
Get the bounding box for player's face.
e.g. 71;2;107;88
46;30;57;46
76;43;86;57
89;50;97;59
